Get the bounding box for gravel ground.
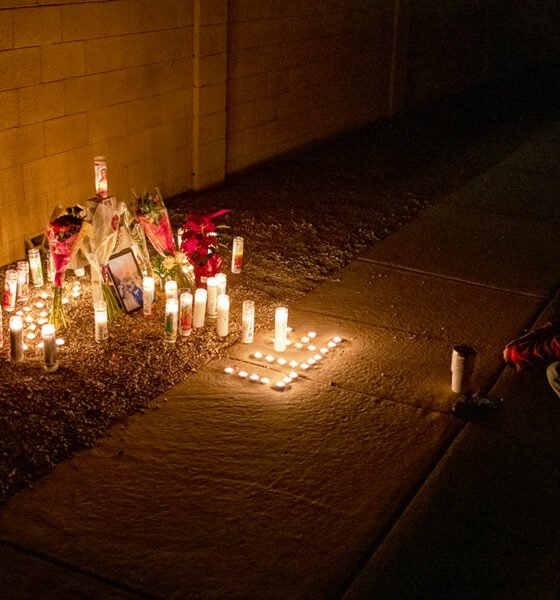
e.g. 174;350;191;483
1;69;559;502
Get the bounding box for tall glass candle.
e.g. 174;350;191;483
215;273;227;295
206;277;218;318
179;291;193;336
16;261;29;302
165;280;178;301
3;270;17;312
231;236;244;274
9;315;24;362
193;288;207;328
143;276;154;318
216;294;229;337
94;300;108;343
42;323;58;372
242;300;255;344
274;306;288;352
28;249;44;287
47;253;55;283
94;156;108;198
164;298;178;343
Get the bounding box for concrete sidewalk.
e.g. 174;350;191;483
1;124;560;599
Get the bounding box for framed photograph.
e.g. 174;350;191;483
107;249;144;313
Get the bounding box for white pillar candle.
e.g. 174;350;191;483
16;261;29;302
164;298;178;343
231;236;244;274
28;249;44;287
94;300;108;343
206;277;218;318
42;323;58;372
143;276;154;318
216;294;229;337
179;291;193;337
215;273;227;295
3;270;17;312
193;288;207;328
241;299;255;344
9;315;24;362
274;306;288;352
165;279;178;301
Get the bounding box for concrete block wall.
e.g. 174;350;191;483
226;0;398;173
0;0;194;266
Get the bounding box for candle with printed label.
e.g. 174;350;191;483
216;294;229;337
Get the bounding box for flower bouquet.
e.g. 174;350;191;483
80;197;124;322
179;209;230;287
134;189;193;290
47;207;92;332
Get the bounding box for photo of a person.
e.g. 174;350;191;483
107;249;144;312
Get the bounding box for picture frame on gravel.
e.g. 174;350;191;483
107;248;144;313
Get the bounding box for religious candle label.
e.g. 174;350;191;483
95;156;108;198
180;292;193;336
16;261;29;302
3;270;17;312
231;237;244;274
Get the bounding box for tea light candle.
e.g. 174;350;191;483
274;381;286;391
277;358;287;366
249;374;260;383
216;294;229;337
260;377;270;385
74;267;86;278
193;288;207;328
289;371;298;379
253;351;263;359
274;307;288;352
56;338;65;346
308;331;317;339
238;371;248;378
294;342;303;349
328;341;336;349
28;249;44;287
26;332;36;340
39;291;48;300
143;276;154;318
224;366;234;375
72;290;81;298
333;336;342;344
283;376;293;384
164;298;178;343
35;301;45;309
42;323;58;372
23;306;31;312
289;360;299;368
320;347;329;354
9;315;24;362
301;336;310;344
307;358;316;366
265;354;275;363
94;300;108;343
206;277;218;318
179;291;193;337
307;345;316;351
215;273;227;295
300;363;310;371
165;280;178;301
61;298;69;305
241;300;255;344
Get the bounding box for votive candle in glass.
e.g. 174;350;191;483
216;294;229;337
164;298;179;343
94;300;108;343
42;323;58;372
231;236;244;274
9;315;24;362
94;156;108;198
28;249;44;287
274;306;288;352
193;288;207;328
165;280;178;301
143;276;154;318
179;291;193;337
3;270;17;312
16;261;29;302
206;277;218;318
215;273;227;295
242;300;255;344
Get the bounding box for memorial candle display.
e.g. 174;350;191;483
143;276;154;317
216;294;229;337
165;280;178;301
164;298;178;343
193;288;207;328
42;323;58;372
206;277;218;318
94;300;108;343
16;261;29;302
28;249;44;287
179;291;193;337
231;236;244;274
94;156;108;198
215;273;227;295
3;270;17;312
242;300;254;344
274;306;288;352
9;315;24;362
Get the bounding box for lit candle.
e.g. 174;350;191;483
289;372;298;379
39;292;48;300
94;156;108;198
216;294;229;337
327;341;336;349
94;300;108;343
61;298;69;305
42;323;58;372
231;236;244;274
307;358;316;366
260;377;270;385
16;261;29;302
249;374;260;383
307;345;316;351
301;336;310;344
283;376;293;384
206;277;218;318
164;298;178;343
193;288;207;328
35;301;45;309
253;351;263;359
308;331;317;339
277;358;287;366
289;360;299;368
300;363;310;371
72;290;81;298
215;273;227;295
143;276;154;318
274;307;288;352
265;354;275;363
238;370;248;378
179;291;193;337
165;280;178;301
241;300;254;344
320;347;328;354
9;315;24;362
74;267;86;278
28;249;44;287
274;381;286;391
224;366;234;375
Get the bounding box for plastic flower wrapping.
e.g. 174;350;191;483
47;207;92;332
